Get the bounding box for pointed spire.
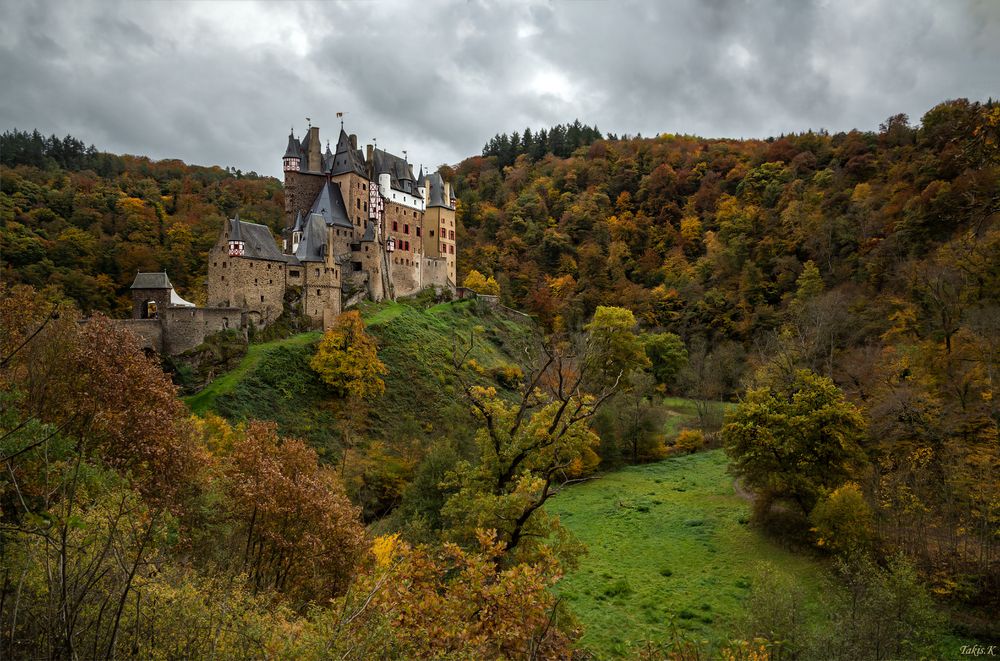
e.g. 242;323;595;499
283;130;300;158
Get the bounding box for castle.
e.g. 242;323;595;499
124;122;457;354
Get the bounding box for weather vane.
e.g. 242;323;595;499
306;117;311;128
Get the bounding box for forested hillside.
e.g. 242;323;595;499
1;129;284;314
455;99;1000;621
1;100;998;654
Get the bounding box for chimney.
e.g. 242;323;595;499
349;134;358;150
366;144;373;163
423;177;430;205
307;126;321;172
444;181;451;202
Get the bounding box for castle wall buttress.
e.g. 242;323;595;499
300;262;341;327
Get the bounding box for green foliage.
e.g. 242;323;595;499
584;305;651;387
643;331;687;387
722;369;867;517
809;482;875;556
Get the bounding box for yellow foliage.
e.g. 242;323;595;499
673;428;705;454
371;533;403;567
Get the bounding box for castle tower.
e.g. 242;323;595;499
282;129;301;172
130;272;174;319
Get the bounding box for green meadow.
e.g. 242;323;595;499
548;450;830;658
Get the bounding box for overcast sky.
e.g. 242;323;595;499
1;0;997;178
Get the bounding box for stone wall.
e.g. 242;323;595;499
131;288;172;319
206;238;286;326
117;319;163;352
162;306;245;354
299;262;341;327
284;170;328;228
332;173;370;236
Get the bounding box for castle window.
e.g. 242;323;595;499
416;227;421;237
254;278;258;285
315;268;320;276
316;289;321;295
357;199;361;209
213;262;217;267
222;262;227;268
404;224;409;235
413;211;417;217
392;221;398;231
449;230;455;240
364;202;368;211
261;295;265;302
221;275;225;281
290;269;300;277
430;230;434;237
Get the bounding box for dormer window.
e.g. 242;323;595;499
228;240;245;256
292;231;302;252
283;157;300;172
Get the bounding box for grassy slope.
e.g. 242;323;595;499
185;331;322;415
184;298;536;460
547;450;828;658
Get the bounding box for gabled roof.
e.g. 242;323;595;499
227;217;285;261
372;148;416;193
330;129;368;177
309;180;354;229
294;212;328;262
130;272;173;289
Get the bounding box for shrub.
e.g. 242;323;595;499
673;428;705;454
809;482;874;555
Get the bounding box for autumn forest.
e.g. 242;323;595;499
1;97;998;658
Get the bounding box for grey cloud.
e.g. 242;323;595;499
0;0;997;178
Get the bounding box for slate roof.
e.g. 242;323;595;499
330;129;368;177
283;130;301;159
130;272;173;289
309;180;353;229
291;210;305;233
425;171;455;209
372;148;417;194
294;212;328;262
361;220;376;242
228;217;285;261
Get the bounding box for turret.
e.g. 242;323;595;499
283;129;301;172
228;215;246;256
290;211;304;253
